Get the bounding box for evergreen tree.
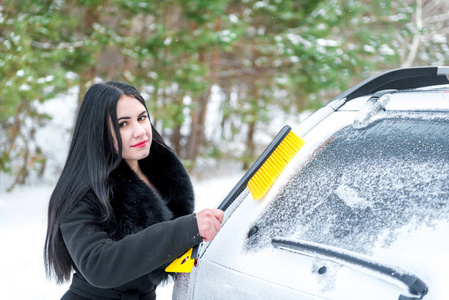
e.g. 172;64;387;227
0;1;78;189
1;0;448;188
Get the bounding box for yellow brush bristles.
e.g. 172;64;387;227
248;131;305;200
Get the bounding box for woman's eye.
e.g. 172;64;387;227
118;122;127;128
138;115;148;122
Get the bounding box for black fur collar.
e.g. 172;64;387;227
107;142;194;241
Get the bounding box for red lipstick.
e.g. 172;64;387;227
131;140;148;148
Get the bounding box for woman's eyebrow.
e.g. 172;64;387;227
117;111;147;121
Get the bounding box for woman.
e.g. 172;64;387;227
44;81;223;299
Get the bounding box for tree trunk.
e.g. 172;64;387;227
185;18;221;167
73;6;99;128
243;120;256;170
171;124;182;156
243;81;258;169
186;89;211;165
75;65;97;121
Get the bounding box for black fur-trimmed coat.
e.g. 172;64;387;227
107;142;195;282
60;142;202;299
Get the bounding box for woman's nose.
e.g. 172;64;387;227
133;123;146;138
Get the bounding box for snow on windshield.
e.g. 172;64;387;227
246;115;449;260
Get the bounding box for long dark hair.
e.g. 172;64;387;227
44;81;166;283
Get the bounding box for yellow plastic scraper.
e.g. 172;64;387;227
165;247;198;273
165;125;305;273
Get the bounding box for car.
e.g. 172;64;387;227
172;66;449;300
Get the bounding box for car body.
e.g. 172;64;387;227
173;66;449;300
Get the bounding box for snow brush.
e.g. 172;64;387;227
247;126;304;200
165;125;305;273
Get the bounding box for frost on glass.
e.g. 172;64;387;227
246;116;449;256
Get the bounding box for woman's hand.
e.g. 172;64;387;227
196;209;224;242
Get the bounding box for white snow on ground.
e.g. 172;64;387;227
0;173;242;299
0;185;68;300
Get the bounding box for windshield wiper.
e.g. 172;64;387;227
272;237;428;300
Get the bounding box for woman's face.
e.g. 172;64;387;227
113;94;152;165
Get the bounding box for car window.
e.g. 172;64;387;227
246;115;449;257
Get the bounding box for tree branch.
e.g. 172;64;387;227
402;0;423;67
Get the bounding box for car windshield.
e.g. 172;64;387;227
247;115;449;257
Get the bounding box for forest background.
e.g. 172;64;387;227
1;0;449;191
